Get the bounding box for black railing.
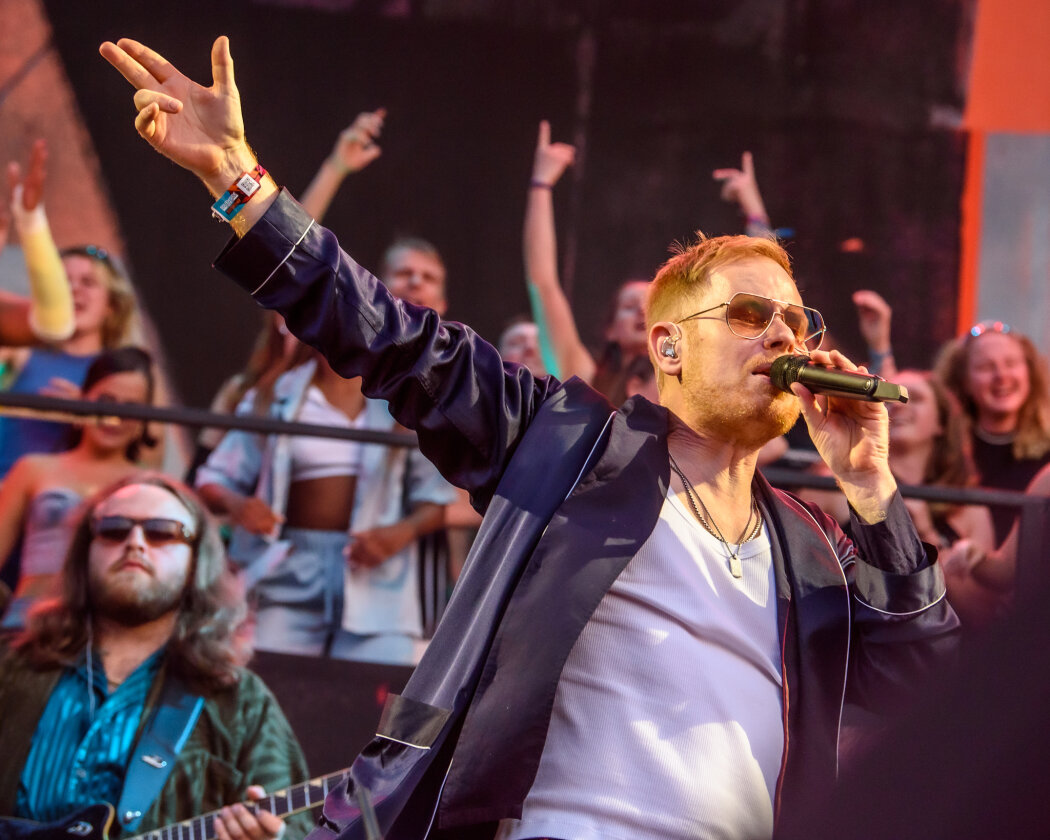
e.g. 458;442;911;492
4;390;1047;594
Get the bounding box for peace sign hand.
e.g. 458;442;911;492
99;36;253;193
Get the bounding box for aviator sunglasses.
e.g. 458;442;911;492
91;516;196;546
676;292;826;352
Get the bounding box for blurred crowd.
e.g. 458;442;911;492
1;113;1047;667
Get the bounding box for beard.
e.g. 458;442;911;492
683;375;801;448
89;556;187;626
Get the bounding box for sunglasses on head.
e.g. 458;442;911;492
968;320;1011;339
91;516;195;546
677;292;826;352
61;245;115;268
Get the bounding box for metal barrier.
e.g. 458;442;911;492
0;391;418;447
764;466;1050;597
4;390;1048;594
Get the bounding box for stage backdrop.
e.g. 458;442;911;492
43;0;971;408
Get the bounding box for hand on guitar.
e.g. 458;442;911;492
213;786;285;840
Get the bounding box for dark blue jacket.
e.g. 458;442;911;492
215;191;959;840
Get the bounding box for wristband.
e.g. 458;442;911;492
868;347;894;366
529;179;554;190
211;165;267;222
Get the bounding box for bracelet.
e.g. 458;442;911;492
529;179;553;190
211;165;267;222
745;214;771;227
868;347;894;367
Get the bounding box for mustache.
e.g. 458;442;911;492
113;550;155;574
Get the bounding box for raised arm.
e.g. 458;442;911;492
851;289;897;378
712;151;774;238
0;141;75;345
102;37;561;510
99;36;277;236
523;120;595;382
299;108;385;221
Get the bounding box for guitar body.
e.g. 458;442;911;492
0;805;114;840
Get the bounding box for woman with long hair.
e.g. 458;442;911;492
934;322;1050;542
0;347;156;628
0;244;146;479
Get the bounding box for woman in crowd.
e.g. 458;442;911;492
0;347;155;627
187;310;305;481
0;242;143;479
935;322;1050;542
196;349;456;665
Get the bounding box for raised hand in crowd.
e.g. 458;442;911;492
713;151;772;237
300;107;386;221
522;119;586;382
0;138;75;346
852;289;896;377
531;119;576;189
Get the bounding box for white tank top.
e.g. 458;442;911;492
288;385;364;482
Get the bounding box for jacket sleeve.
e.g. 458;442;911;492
214;191;562;511
832;492;960;707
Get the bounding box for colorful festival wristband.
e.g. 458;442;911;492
211;165;267;222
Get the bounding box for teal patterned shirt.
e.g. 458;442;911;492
15;650;162;822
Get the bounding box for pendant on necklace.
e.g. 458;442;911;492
728;553;743;579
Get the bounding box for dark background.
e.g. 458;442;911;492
44;0;972;408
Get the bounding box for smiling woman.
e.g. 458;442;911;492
935;324;1050;542
0;348;156;630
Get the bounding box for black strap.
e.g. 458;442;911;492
116;674;204;834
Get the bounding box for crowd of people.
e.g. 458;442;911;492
0;30;1046;840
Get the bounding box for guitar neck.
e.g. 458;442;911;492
129;769;350;840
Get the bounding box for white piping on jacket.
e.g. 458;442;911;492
251;219;316;296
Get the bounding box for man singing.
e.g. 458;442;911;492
100;36;958;840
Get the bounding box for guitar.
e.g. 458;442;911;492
0;769;351;840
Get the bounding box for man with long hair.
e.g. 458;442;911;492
0;474;310;839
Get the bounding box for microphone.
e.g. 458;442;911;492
769;355;909;403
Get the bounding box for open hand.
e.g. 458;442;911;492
8;139;48;213
532;120;576;187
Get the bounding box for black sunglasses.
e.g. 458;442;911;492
91;516;195;546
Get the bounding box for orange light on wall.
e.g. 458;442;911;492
959;0;1050;336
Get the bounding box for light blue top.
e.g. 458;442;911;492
196;360;457;636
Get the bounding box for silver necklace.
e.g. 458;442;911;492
669;453;761;579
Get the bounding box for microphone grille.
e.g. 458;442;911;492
769;354;810;392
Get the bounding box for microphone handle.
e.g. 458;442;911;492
800;374;909;403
